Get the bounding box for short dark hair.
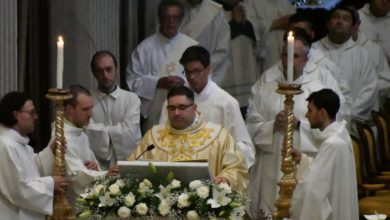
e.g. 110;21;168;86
180;46;210;67
158;0;185;19
64;85;91;107
328;5;358;25
90;50;117;74
0;92;32;127
306;89;340;120
289;12;314;31
167;86;194;103
283;27;312;49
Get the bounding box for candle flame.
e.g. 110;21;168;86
57;36;64;45
288;31;293;37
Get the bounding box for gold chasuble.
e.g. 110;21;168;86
128;114;248;192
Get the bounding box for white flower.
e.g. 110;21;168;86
124;192;135;207
229;206;246;218
189;180;203;190
93;184;106;196
116;179;125;187
158;199;171;216
186;210;200;220
178;193;190;208
109;183;120;195
217;182;232;194
135;203;148;215
196;186;210;199
171;179;181;188
99;192;115;207
117;206;131;218
155;184;172;200
143;179;153;187
139;179;153;193
206;188;232;208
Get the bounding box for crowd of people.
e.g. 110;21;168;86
0;0;389;219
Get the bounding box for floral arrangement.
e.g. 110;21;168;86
76;163;247;219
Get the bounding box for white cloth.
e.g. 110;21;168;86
86;86;142;169
243;0;295;71
160;80;255;167
313;37;379;121
291;120;359;220
245;70;326;218
49;121;106;204
181;0;230;84
359;4;390;64
0;129;54;220
126;32;198;119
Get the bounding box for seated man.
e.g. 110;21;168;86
128;86;248;192
290;89;358;220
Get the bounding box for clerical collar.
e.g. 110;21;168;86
157;31;180;43
323;36;356;50
98;84;117;95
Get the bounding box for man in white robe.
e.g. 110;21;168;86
48;85;118;205
0;92;67;220
86;51;142;170
312;6;378;124
290;89;359;220
160;46;255;167
246;35;327;218
180;0;230;84
358;0;390;64
126;0;198;132
243;0;295;71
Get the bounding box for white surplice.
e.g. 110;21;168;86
243;0;295;71
245;71;326;218
291;120;359;220
0;129;55;220
313;37;379;122
160;79;255;167
86;86;142;169
181;0;230;85
359;4;390;64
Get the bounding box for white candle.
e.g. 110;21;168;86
56;36;64;88
287;31;294;83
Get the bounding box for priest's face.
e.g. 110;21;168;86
370;0;390;17
327;9;354;38
183;61;210;94
281;39;309;81
14;100;38;136
167;95;197;129
159;5;183;38
305;101;322;129
67;94;94;128
92;54;117;92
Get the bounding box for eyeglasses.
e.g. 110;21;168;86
167;104;193;111
182;67;206;76
19;109;37;116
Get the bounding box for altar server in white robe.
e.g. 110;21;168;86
358;0;390;64
86;51;142;170
0;92;67;220
180;0;230;84
312;6;378;124
290;89;359;220
246;34;328;218
160;46;255;167
126;0;198;132
48;85;119;204
243;0;295;71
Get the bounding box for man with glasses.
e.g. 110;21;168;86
160;46;255;168
128;86;248;193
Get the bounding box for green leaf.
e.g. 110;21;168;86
166;171;174;182
148;162;157;174
78;210;92;218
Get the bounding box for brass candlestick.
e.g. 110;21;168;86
273;83;303;220
46;88;75;220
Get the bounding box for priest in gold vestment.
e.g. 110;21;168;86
128;86;248;192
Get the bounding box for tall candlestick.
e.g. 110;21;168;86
56;36;64;89
287;31;294;83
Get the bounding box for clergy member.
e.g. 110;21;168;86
245;33;329;218
0;92;67;220
86;51;142;170
48;85;118;204
129;86;248;193
290;89;359;220
160;45;255;167
126;0;197;133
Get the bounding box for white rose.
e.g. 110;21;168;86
143;179;153;188
177;193;190;208
135;203;148;215
196;186;209;199
158;199;171;216
109;183;120;195
93;184;105;196
186;210;200;220
117;206;131;218
218;182;231;194
116;179;125;187
189;180;202;190
124;192;135;207
171;179;181;189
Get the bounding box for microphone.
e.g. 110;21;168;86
135;144;155;160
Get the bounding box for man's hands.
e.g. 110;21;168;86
214;176;229;185
157;76;185;89
274;110;300;132
84;160;99;171
107;165;120;177
53;176;68;192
